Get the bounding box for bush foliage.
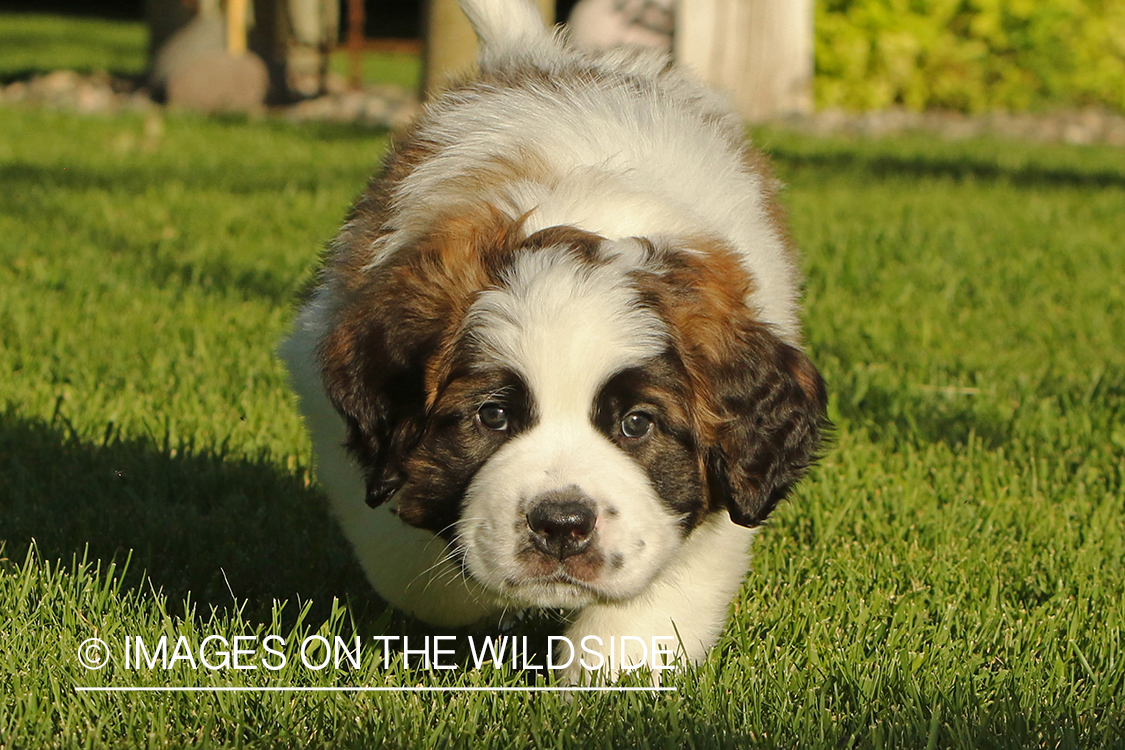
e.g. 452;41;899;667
816;0;1125;112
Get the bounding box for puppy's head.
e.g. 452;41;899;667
319;212;827;609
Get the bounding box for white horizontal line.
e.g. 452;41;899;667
75;686;675;693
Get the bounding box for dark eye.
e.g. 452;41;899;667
620;411;653;440
477;402;509;431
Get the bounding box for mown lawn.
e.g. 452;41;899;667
2;22;1124;750
0;14;147;78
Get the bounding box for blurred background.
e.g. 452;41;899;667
2;4;1124;748
0;0;1122;140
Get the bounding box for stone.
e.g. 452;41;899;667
165;49;269;113
150;14;226;93
75;80;116;113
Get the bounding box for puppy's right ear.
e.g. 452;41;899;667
318;270;431;507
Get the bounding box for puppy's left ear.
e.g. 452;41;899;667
705;323;829;527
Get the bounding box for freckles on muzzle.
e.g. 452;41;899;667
514;486;607;582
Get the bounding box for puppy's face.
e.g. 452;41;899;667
320;215;827;609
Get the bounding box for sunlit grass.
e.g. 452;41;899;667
1;25;1123;748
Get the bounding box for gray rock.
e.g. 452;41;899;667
165;49;269;113
150;14;226;93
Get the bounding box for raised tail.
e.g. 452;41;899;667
458;0;563;69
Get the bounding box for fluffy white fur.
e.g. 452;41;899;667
363;15;801;342
282;0;813;683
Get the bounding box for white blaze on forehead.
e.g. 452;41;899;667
466;248;666;418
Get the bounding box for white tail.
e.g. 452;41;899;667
457;0;558;68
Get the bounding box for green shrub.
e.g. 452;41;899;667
816;0;1125;112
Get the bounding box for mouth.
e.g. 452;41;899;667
445;538;606;608
497;573;609;609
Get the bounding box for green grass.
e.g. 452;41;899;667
0;14;147;77
2;23;1125;750
330;49;422;90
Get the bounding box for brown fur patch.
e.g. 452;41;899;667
326;126;552;291
315;129;612;509
522;225;606;262
633;236;758;441
392;367;531;534
323;203;527;411
328;127;441;284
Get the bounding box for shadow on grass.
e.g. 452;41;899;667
143;252;304;304
833;375;1015;450
0;155;356;304
0;158;371;199
0;408;378;627
0;409;571;664
248;116;396;143
767;145;1125;190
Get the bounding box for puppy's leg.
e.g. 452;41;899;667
559;514;757;685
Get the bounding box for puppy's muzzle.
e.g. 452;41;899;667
526;488;597;560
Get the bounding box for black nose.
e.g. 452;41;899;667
526;490;597;560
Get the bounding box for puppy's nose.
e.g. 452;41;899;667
527;490;597;560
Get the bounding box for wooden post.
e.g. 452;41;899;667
422;0;554;97
227;0;248;56
675;0;813;122
347;0;366;90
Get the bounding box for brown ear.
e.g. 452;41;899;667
704;322;828;527
632;237;829;527
317;207;524;507
318;264;434;508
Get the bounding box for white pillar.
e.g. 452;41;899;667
675;0;814;122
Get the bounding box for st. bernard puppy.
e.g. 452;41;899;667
282;0;828;681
